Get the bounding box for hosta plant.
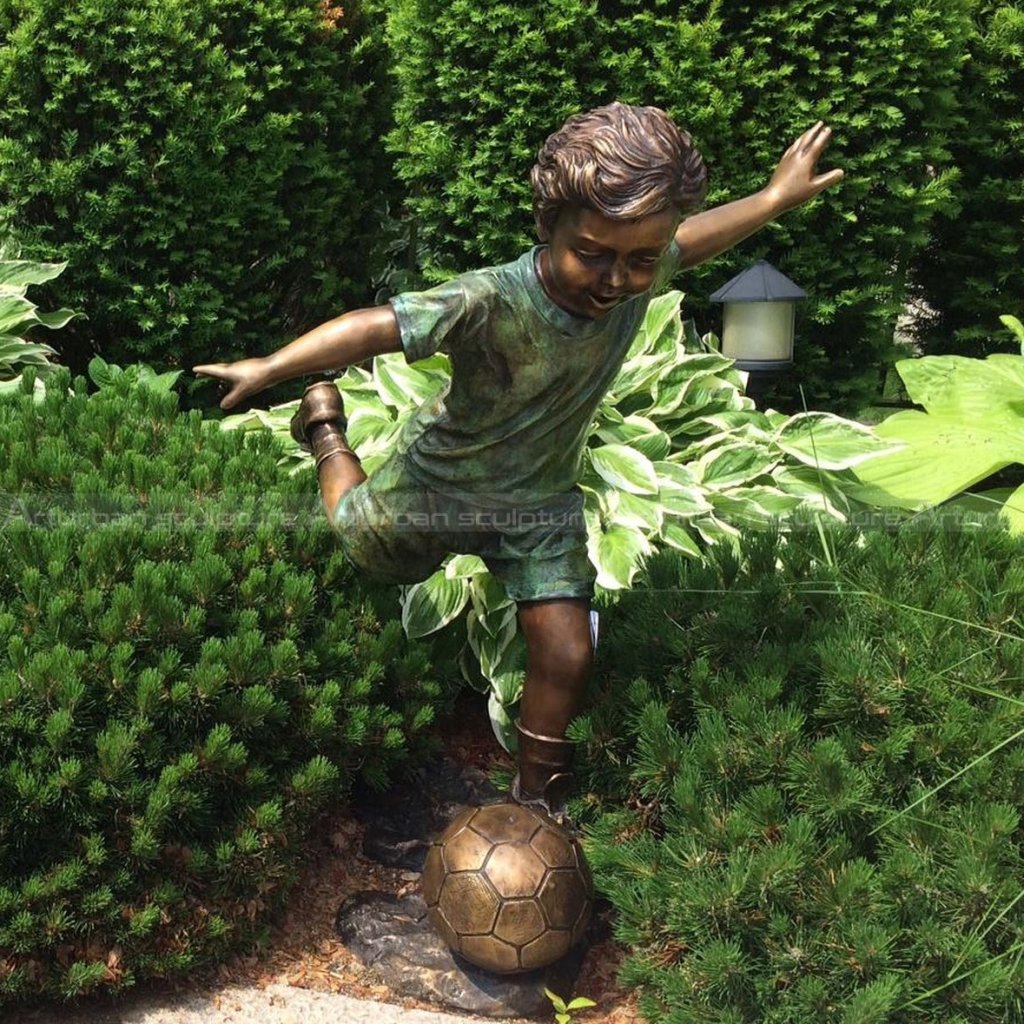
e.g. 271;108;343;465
222;291;894;745
853;314;1024;532
0;257;78;399
578;291;893;588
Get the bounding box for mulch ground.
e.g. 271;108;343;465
185;695;645;1024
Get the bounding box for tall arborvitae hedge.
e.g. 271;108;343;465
912;2;1024;357
0;370;446;1007
575;522;1024;1021
0;0;394;381
386;0;972;410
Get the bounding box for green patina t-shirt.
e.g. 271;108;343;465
388;242;679;507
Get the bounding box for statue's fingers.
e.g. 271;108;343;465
193;363;227;378
220;387;242;410
812;168;845;191
795;121;821;147
805;125;835;157
799;122;828;154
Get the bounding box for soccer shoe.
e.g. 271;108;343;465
510;722;575;825
289;380;347;452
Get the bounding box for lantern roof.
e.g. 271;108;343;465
709;260;807;303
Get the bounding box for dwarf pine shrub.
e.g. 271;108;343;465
576;522;1024;1021
0;0;393;380
0;369;445;1007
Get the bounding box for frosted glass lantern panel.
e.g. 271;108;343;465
721;302;795;363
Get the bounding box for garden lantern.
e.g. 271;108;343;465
710;260;806;373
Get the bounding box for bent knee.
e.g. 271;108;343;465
529;635;593;685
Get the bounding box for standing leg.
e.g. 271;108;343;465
514;597;594;811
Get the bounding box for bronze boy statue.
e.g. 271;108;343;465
195;103;842;815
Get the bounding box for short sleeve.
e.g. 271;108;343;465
389;277;470;364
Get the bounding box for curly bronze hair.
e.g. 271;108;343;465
531;102;709;241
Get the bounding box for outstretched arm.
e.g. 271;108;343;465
674;122;844;270
193;305;402;410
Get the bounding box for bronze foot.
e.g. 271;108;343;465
511;722;575;824
290;380;348;452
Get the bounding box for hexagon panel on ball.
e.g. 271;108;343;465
421;802;593;975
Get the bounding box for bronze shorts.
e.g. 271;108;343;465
331;453;594;603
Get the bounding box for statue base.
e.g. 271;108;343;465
336;890;585;1018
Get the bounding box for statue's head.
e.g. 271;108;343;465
530;102;709;243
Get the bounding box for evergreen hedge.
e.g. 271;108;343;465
0;370;445;1007
0;0;393;381
386;0;973;410
912;2;1024;357
575;522;1024;1021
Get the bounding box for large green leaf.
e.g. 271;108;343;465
88;356;121;388
373;352;447;408
693;514;741;548
587;521;652;589
607;350;674;403
346;406;397;450
0;340;57;377
220;408;283;433
696;441;778;489
774;412;894;470
468;605;522;683
0;294;39;335
853;408;1023;508
659;521;702;558
658;485;713;519
709;485;803;526
655;461;713;517
896;354;1024;415
855;354;1024;513
0;259;67;292
488;690;517;752
469;572;516;628
1000;482;1024;534
469;620;507;677
772;465;851;519
672;352;737;379
653;460;699;486
678;378;746;419
589;444;659;495
650;361;739;418
693;410;775;436
0;292;79;335
445;554;489;579
1000;315;1024;353
34;308;79;331
401;570;470;638
594;414;671;461
607;489;663;532
338;364;374;390
629;289;684;357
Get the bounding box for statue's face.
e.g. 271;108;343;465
538;206;678;320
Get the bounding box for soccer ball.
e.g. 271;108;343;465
421;802;593;975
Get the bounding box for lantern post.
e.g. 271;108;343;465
710;260;806;406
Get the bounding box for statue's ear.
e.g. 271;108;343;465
534;214;550;243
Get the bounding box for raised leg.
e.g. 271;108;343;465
309;423;365;520
291;381;366;522
514;597;594;809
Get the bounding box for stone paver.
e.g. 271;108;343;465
5;983;508;1024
